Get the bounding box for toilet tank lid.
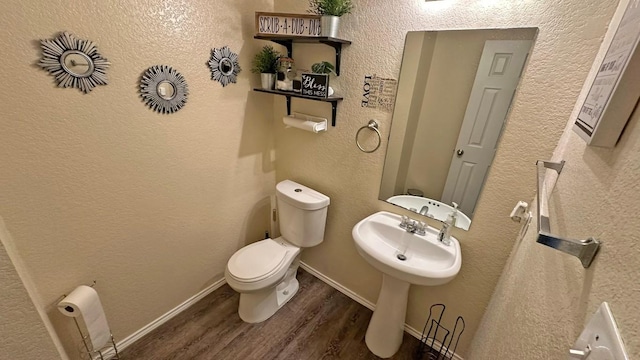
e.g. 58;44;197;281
276;180;330;210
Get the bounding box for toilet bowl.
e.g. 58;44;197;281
225;180;330;323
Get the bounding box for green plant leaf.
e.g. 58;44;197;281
308;0;353;16
311;61;336;75
251;45;282;74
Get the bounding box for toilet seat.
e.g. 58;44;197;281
227;239;288;282
225;238;300;292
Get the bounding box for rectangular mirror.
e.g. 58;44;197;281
379;28;538;230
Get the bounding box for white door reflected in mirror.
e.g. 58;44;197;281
441;40;532;216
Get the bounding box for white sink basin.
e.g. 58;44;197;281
353;211;461;286
352;211;462;358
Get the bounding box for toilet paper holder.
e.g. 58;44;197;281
283;112;328;133
58;281;121;360
416;303;465;360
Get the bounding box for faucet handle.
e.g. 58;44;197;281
415;221;427;235
400;215;410;229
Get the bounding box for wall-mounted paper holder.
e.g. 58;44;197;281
536;160;600;268
283;112;328;133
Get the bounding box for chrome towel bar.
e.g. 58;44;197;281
535;160;600;268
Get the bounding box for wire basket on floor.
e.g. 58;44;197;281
414;304;465;360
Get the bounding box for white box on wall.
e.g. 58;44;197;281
573;0;640;148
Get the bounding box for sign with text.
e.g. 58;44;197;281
573;0;640;147
361;74;398;113
255;12;322;37
301;73;329;98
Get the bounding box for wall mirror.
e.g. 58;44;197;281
61;51;94;76
379;28;538;230
157;81;176;100
208;46;241;87
140;65;189;114
39;32;110;93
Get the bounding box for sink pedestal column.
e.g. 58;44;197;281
365;274;410;358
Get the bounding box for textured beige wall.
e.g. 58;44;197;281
0;0;274;358
468;127;640;358
0;221;64;360
468;0;640;357
273;0;618;356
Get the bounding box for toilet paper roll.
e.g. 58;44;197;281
58;285;111;350
283;116;327;133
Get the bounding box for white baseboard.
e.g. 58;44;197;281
299;262;464;360
97;277;227;359
299;261;376;310
98;265;463;360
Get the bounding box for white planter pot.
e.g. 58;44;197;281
260;73;275;90
321;15;340;38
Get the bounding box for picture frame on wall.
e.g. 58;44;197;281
573;0;640;147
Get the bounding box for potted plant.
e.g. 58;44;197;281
308;0;354;38
311;61;336;96
311;61;336;75
251;45;281;90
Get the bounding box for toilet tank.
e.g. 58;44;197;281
276;180;330;247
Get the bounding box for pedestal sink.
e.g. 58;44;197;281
352;211;462;358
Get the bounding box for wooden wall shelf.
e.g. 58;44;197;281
253;88;343;126
253;35;351;75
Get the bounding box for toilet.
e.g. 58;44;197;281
224;180;330;323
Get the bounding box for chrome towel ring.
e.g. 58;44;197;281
356;119;382;153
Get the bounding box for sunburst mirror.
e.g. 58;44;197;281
38;32;110;93
139;65;189;114
208;46;241;87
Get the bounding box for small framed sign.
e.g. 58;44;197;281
255;12;322;37
301;73;329;98
573;0;640;147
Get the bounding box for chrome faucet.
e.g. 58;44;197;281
419;205;429;216
437;222;451;246
399;216;426;236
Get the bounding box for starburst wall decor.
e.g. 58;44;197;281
139;65;189;114
38;32;110;93
207;46;241;87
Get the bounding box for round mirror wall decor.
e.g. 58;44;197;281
207;46;241;87
140;65;189;114
38;32;110;93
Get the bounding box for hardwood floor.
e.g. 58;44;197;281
121;269;422;359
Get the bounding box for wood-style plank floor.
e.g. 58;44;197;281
121;269;422;359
